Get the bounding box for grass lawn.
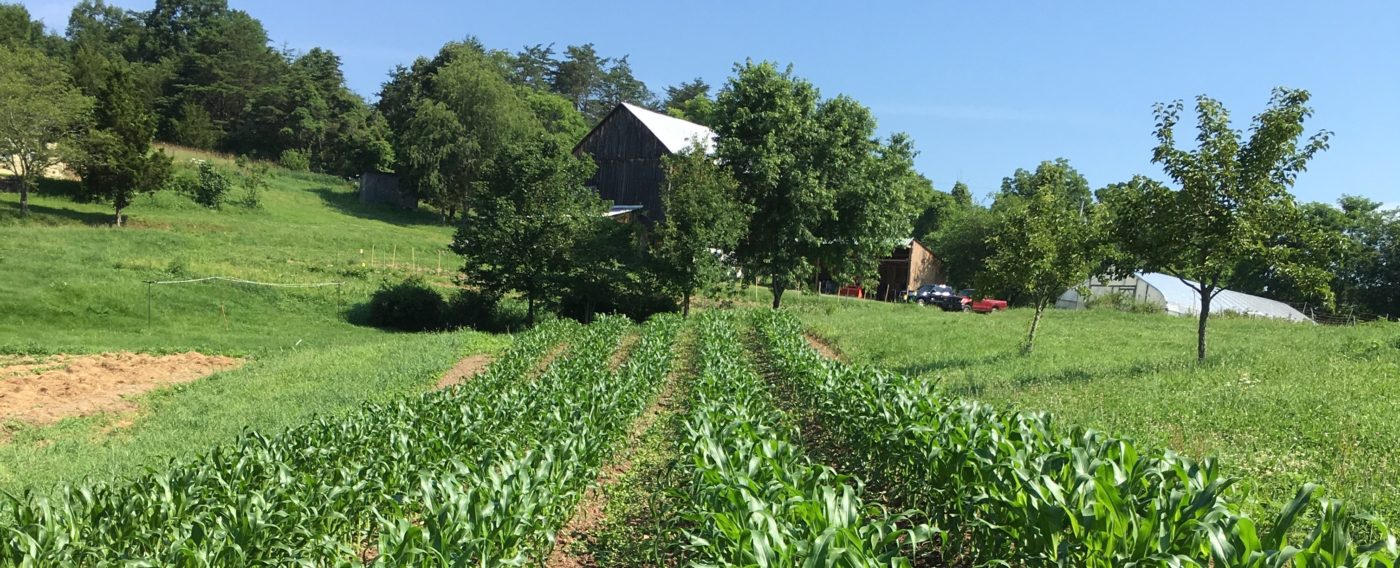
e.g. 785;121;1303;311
0;146;457;355
784;292;1400;522
0;148;511;492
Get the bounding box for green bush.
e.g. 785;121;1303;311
191;161;231;208
367;277;447;332
1085;290;1162;314
447;289;530;333
279;149;311;172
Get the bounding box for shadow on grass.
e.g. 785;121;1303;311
0;199;114;226
309;186;447;228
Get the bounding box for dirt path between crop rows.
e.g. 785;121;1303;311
0;352;243;441
804;333;843;361
435;353;495;389
544;328;694;568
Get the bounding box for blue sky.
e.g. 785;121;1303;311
22;0;1400;206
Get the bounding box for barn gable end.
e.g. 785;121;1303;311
573;103;715;225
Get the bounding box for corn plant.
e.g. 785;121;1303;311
675;312;932;567
371;314;684;565
0;319;592;565
754;310;1398;568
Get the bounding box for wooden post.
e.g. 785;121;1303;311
392;244;397;269
437;250;442;273
371;245;376;268
146;282;153;328
412;248;416;272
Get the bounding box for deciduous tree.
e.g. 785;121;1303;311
451;136;600;324
0;46;92;216
655;141;750;316
982;159;1101;353
1111;88;1332;359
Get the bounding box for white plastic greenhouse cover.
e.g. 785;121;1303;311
1136;273;1312;322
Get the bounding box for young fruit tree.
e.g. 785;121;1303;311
450;135;600;325
654;140;750;316
1109;88;1332;360
0;46;92;216
982;159;1100;354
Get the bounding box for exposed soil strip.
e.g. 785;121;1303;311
434;353;495;389
529;342;572;383
0;352;243;435
607;332;641;373
804;333;843;361
545;327;696;568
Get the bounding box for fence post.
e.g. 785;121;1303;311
146;282;153;328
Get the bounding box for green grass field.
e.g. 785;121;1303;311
785;293;1400;521
0;146;457;355
0;149;510;493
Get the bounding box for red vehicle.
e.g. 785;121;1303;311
836;284;865;299
960;289;1008;313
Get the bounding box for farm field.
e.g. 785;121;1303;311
0;149;509;497
2;312;1393;566
787;293;1400;522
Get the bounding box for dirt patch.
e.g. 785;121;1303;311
0;352;243;433
607;333;641;373
546;330;694;568
804;333;843;361
435;353;495;389
529;342;571;382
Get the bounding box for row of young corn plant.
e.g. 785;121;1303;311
0;318;590;566
676;312;932;567
372;314;685;565
753;310;1398;568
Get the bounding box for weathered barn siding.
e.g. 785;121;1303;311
574;108;671;224
875;239;945;300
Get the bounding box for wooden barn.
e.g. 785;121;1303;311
573;102;716;224
357;172;417;210
874;238;945;301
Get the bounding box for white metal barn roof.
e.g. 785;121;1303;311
620;102;717;154
1135;273;1312;322
1057;272;1312;322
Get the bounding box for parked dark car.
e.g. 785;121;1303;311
910;284;968;310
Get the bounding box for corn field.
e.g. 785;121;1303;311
1;311;1395;566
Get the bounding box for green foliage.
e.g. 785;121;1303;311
232;154;268;208
655;141;750;315
982;159;1102;352
190;159;230;207
1084;290;1163;313
679;312;932;565
366;276;447;331
450;136;600;324
663;77;715;124
756;310;1398;567
928;203;995;288
169;99;217;148
73;60;173;225
0;318;682;564
1107;88;1334;359
277;147;309;171
0;45;93;215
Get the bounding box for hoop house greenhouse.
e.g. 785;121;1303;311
1056;272;1313;322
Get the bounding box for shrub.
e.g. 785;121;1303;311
446;289;531;333
1086;290;1162;314
191;161;231;208
367;277;447;331
279;149;311;172
234;155;269;209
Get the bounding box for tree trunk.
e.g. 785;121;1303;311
18;178;30;216
770;279;786;309
1196;287;1213;360
114;205;123;227
527;295;536;326
1024;299;1046;354
683;289;691;317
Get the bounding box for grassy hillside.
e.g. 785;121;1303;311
786;294;1400;521
0;148;512;492
0;146;455;355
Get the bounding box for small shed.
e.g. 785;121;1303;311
1057;272;1312;322
358;172;416;210
573;102;716;225
874;239;945;301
